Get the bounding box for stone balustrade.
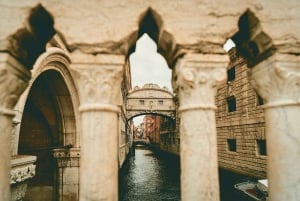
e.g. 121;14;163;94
10;155;36;201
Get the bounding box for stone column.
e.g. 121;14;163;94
53;148;80;201
71;54;124;201
173;53;228;201
0;53;31;201
249;53;300;201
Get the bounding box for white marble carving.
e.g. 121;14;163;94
173;53;228;201
10;155;37;201
71;54;124;201
249;53;300;201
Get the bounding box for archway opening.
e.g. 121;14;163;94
18;70;76;201
119;8;181;200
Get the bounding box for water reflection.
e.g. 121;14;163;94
119;146;180;201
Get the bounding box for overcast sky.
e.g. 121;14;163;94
129;34;172;90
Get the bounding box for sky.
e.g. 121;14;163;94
129;35;235;126
129;34;172;90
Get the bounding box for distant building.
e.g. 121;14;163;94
143;115;161;144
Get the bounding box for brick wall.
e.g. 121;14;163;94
216;48;267;179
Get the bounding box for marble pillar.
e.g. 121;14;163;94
173;53;228;201
0;53;31;201
249;53;300;201
71;54;124;201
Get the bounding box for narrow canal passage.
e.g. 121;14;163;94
119;146;252;201
119;146;180;201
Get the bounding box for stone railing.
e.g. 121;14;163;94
10;155;36;201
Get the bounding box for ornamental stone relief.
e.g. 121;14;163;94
53;148;80;168
10;156;37;185
0;54;31;112
10;165;36;185
71;55;124;106
249;53;300;106
173;53;228;111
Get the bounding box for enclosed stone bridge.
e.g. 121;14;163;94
126;84;176;120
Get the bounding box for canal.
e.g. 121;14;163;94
119;146;252;201
119;146;180;201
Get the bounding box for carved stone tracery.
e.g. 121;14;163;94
249;53;300;107
71;55;124;108
10;155;37;201
173;54;228;112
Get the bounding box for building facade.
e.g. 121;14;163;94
216;48;267;179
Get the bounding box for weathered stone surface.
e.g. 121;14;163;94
10;155;36;201
0;53;31;201
173;53;228;201
71;53;124;201
1;0;300;57
249;53;300;201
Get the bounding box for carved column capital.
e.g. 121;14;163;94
249;53;300;108
0;53;31;116
53;148;80;167
173;53;228;112
71;54;125;112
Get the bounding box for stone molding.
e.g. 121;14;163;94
0;53;31;116
10;155;36;185
53;148;80;168
71;54;124;110
127;110;176;120
173;53;228;112
249;53;300;108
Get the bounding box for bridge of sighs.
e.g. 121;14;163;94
126;84;176;120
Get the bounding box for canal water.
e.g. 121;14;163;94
119;146;180;201
119;146;251;201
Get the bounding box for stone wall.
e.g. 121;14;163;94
1;0;299;67
216;48;266;179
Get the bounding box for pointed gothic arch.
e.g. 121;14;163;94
124;7;184;69
6;4;56;69
230;9;274;67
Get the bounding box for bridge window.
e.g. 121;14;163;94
256;139;267;156
158;100;163;105
227;139;237;152
139;100;145;105
227;96;236;112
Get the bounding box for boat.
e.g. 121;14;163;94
234;179;268;201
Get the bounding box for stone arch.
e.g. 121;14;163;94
128;112;176;122
15;47;80;148
15;48;79;201
6;3;56;70
124;7;185;69
230;9;274;67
